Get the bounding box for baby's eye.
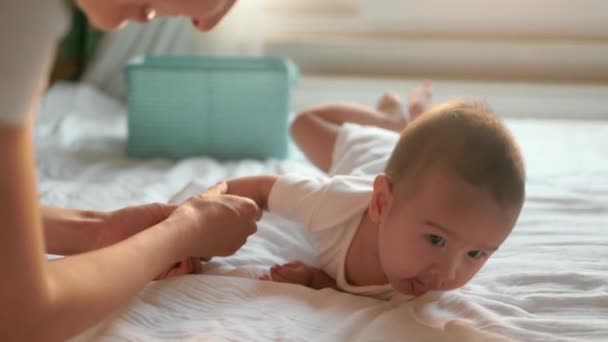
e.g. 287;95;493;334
467;250;485;259
426;234;445;247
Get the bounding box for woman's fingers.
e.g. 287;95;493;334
205;181;228;196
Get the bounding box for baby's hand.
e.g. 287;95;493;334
261;261;338;290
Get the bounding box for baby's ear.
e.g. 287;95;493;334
368;174;393;224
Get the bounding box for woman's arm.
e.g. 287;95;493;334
0;124;190;341
42;203;177;256
0;124;259;341
42;206;105;255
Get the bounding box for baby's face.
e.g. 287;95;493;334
374;168;519;297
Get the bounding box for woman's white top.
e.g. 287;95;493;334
0;0;69;125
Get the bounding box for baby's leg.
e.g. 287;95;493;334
261;261;338;290
291;103;404;172
291;82;433;172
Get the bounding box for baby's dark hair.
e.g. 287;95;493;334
384;100;525;210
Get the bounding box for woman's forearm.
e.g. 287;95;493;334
0;125;191;341
43;219;191;341
42;205;106;255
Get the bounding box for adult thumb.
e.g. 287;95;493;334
206;181;228;196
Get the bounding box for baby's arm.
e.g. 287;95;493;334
226;176;339;290
224;175;279;210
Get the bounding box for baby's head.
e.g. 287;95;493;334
368;100;525;296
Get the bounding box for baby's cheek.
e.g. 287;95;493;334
387;251;425;280
381;225;427;276
448;277;470;290
448;265;482;289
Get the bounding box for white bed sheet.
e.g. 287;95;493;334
37;83;608;342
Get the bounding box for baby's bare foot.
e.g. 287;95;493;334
377;91;404;117
376;92;407;131
408;80;433;121
266;261;337;290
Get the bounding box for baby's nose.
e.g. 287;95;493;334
444;264;458;281
430;260;459;285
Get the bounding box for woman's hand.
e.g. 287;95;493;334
43;204;175;256
73;181;259;280
92;203;176;250
93;204;205;279
155;182;261;280
46;181;260;280
167;182;261;260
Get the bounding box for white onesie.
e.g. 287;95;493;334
268;122;404;300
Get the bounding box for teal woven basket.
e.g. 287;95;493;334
124;55;299;160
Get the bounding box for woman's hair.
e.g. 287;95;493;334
385;100;525;210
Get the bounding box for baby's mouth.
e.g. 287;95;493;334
409;278;429;296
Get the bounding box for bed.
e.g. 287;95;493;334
38;81;607;342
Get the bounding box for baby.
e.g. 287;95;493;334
225;83;525;300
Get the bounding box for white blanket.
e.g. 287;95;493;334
37;83;607;342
